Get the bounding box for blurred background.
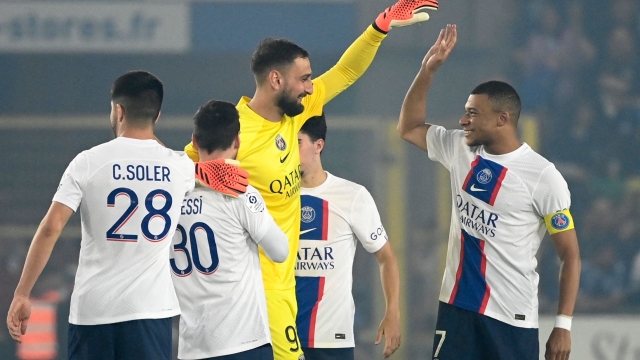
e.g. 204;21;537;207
1;0;639;359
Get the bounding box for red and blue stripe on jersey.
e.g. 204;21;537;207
295;194;329;348
449;230;491;314
462;155;508;206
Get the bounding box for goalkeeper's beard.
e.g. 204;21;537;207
276;90;305;117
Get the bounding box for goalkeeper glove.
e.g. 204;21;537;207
374;0;439;34
195;159;249;198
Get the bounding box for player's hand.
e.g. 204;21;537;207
375;311;401;358
7;295;31;343
195;159;249;198
374;0;439;34
422;24;457;74
545;328;571;360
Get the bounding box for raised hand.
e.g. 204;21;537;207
422;24;458;73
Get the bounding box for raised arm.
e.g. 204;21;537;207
398;24;456;151
374;242;401;359
318;0;439;104
7;202;74;343
545;229;581;360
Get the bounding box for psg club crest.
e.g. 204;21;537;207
551;213;570;230
275;134;287;151
476;168;493;184
301;206;316;223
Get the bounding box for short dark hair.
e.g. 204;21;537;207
111;71;163;125
300;113;327;142
251;38;309;83
471;81;521;124
193;100;240;154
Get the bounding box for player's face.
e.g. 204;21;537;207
298;132;315;177
276;57;313;117
459;94;499;147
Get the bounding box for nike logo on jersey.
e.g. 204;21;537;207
280;152;290;163
300;228;316;235
470;184;487;192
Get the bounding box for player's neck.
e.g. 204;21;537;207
248;91;284;123
301;163;327;188
198;148;236;162
117;124;156;140
483;137;522;155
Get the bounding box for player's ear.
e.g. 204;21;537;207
497;111;509;127
233;133;241;151
153;110;161;125
191;134;198;149
315;139;325;154
116;104;125;122
268;70;283;90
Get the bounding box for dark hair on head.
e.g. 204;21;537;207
300;113;327;142
251;38;309;83
111;70;163;125
193;100;240;154
471;81;521;124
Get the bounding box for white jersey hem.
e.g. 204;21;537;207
69;309;180;326
179;338;270;359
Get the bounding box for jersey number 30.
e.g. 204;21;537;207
170;222;220;277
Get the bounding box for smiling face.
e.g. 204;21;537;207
276;57;314;117
459;94;500;148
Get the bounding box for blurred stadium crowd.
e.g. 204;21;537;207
510;0;640;314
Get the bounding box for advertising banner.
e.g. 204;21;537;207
0;3;189;53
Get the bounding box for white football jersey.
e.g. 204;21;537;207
171;185;275;359
52;137;195;325
295;172;387;348
427;125;571;328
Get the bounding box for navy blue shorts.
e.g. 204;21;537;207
432;302;538;360
68;318;172;360
202;344;274;360
302;347;354;360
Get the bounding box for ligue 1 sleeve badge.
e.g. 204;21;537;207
551;213;570;231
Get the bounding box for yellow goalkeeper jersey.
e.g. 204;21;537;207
185;25;386;290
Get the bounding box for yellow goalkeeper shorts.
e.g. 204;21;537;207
266;288;305;360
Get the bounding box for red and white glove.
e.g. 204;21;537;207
373;0;439;34
195;159;249;198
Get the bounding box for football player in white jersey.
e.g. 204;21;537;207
6;71;244;360
170;99;289;360
294;114;401;360
397;25;581;360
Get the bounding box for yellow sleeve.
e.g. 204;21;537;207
184;142;199;162
316;25;386;104
543;209;575;235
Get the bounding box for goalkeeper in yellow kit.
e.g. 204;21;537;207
185;1;438;359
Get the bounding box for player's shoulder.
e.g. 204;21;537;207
328;173;367;194
236;185;266;212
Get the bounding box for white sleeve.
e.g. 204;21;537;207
237;189;288;262
532;165;572;217
426;125;463;170
180;154;196;195
52;153;88;212
349;187;387;254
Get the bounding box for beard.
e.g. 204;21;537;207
276;90;305;117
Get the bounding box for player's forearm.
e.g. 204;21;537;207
379;252;401;315
556;252;581;316
318;25;386;103
14;223;64;297
398;69;434;137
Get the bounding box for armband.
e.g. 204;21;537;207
544;209;574;235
